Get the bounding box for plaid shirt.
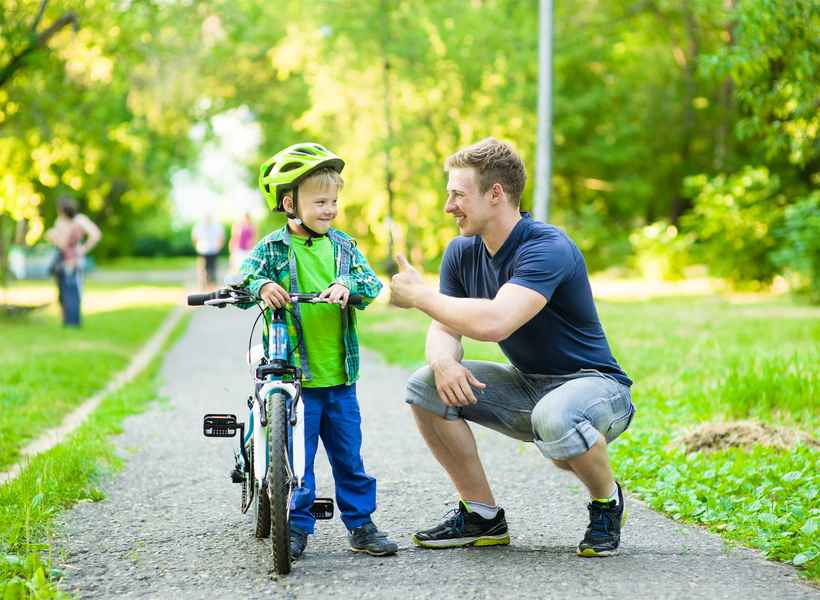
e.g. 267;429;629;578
239;225;382;385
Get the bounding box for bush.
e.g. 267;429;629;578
683;167;786;284
629;221;694;280
773;192;820;302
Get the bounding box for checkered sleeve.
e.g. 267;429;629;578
334;244;383;309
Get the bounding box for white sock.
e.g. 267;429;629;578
593;483;619;505
463;500;499;519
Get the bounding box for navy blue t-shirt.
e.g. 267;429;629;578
439;215;632;386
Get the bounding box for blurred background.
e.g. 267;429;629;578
0;0;817;296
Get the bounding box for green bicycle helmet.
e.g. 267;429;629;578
258;142;345;212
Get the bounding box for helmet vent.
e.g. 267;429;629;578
280;162;302;172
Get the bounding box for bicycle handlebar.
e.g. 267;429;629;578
186;289;363;307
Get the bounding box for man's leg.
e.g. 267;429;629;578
563;437;614;499
531;374;634;555
410;404;495;505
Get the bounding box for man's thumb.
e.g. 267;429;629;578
396;254;412;271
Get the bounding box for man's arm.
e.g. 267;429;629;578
426;319;464;367
417;283;545;342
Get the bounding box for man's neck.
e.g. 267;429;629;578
481;209;522;256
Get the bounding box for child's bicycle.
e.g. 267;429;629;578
188;279;362;575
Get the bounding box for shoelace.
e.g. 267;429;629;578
439;505;466;533
586;502;616;539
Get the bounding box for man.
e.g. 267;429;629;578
389;138;634;557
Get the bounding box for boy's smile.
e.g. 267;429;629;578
283;178;339;236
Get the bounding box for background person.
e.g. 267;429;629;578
45;195;102;327
192;213;225;288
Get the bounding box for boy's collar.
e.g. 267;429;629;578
268;224;339;245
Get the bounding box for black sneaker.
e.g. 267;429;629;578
577;481;626;557
348;522;398;556
412;500;510;549
290;526;308;560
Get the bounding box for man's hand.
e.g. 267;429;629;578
389;254;425;309
431;358;486;407
319;283;351;309
260;281;291;309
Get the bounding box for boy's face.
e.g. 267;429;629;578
284;178;339;235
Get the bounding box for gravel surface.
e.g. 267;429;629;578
57;308;819;599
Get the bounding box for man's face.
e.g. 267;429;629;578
287;179;339;235
445;167;490;237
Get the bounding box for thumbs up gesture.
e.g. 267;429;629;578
389;254;425;309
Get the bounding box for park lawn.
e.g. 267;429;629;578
95;255;199;272
0;282;182;470
0;313;190;599
357;295;820;579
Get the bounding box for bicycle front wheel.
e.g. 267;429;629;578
267;391;291;575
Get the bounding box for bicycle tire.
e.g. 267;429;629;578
254;478;271;538
267;392;292;575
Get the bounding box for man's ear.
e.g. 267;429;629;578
488;182;505;206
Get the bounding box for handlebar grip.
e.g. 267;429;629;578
187;292;214;306
348;294;363;306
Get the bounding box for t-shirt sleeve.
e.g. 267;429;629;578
439;240;467;298
508;238;575;301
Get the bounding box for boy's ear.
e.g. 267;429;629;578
282;193;294;213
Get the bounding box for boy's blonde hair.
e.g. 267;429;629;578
445;137;526;206
299;167;345;193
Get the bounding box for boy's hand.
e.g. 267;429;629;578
260;281;291;309
319;283;351;309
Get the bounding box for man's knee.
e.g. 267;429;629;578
531;399;570;445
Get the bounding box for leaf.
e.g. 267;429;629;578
800;518;819;537
793;550;817;567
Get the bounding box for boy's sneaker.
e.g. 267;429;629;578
290;526;308;560
577;481;626;557
412;500;510;548
348;522;398;556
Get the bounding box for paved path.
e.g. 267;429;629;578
57;308;818;599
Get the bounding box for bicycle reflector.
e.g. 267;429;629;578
203;414;239;437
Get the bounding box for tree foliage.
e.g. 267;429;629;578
0;0;817;294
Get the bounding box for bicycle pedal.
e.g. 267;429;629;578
203;414;239;437
310;498;334;520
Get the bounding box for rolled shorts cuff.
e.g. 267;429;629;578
534;421;602;461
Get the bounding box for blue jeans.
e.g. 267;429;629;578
406;361;635;461
289;383;377;534
56;266;82;326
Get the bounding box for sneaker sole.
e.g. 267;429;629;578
577;507;627;558
350;547;398;557
411;533;510;549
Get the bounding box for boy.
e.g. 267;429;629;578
240;142;398;559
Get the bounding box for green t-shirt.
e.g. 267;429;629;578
290;235;346;388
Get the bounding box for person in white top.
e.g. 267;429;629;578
45;196;102;327
191;214;224;288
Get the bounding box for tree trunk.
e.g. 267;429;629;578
669;2;700;224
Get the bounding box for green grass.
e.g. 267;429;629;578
357;295;820;578
96;255;200;272
0;313;190;599
0;304;177;470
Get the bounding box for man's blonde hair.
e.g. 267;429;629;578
445;137;526;206
300;166;345;193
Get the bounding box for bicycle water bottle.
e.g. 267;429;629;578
268;320;289;362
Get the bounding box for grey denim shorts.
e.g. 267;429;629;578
405;361;635;461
